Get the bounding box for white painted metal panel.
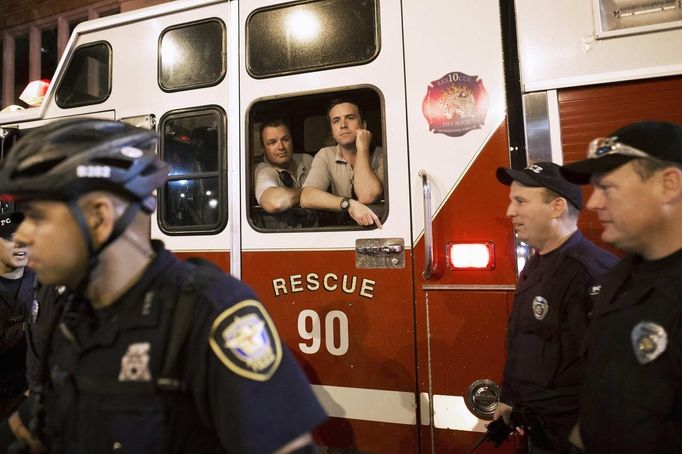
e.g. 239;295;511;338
239;0;411;251
402;0;507;243
516;0;682;92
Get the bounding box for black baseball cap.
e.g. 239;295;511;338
496;161;583;209
0;212;24;240
561;121;682;184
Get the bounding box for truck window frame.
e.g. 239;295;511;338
248;86;387;233
246;0;381;79
55;41;112;108
158;18;227;92
157;105;228;235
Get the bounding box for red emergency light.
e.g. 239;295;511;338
19;79;50;107
446;241;495;271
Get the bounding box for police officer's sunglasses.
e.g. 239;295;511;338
587;137;655;160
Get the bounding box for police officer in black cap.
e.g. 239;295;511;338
0;119;327;453
493;162;617;453
561;121;682;453
0;212;34;420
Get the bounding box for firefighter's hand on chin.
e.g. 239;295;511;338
493;401;524;435
348;199;382;228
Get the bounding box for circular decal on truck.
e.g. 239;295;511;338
422;71;488;137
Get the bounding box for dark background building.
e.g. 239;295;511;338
0;0;167;109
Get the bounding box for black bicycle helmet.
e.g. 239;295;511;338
0;118;169;212
0;118;170;294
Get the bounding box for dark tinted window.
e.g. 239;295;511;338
159;20;226;91
247;0;379;78
56;42;111;108
159;108;227;234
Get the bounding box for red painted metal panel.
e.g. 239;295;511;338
316;418;418;453
413;123;517;286
243;250;416;391
414;122;516;453
558;75;682;255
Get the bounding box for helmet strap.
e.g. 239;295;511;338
67;200;142;295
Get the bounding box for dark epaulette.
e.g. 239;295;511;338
564;240;618;280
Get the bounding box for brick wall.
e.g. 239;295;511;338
0;0;164;30
0;0;101;29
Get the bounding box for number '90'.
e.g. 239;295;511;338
298;310;349;356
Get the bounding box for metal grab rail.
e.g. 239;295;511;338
419;170;434;279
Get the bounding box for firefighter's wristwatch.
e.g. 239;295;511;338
340;197;350;211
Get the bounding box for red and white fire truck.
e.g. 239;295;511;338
1;0;682;452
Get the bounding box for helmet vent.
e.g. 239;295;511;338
92;157;133;170
15;158;65;178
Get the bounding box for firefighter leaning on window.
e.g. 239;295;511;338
0;119;327;453
493;162;618;453
0;212;34;420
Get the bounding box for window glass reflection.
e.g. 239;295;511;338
247;0;378;77
56;42;111;108
164;177;219;227
159;20;225;91
160;108;226;234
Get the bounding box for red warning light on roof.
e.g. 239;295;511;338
19;79;51;107
446;241;495;271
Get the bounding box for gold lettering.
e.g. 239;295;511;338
342;275;357;294
272;278;287;297
323;273;338;291
306;273;320;291
360;279;375;299
290;274;303;293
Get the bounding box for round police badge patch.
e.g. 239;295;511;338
631;321;667;365
532;296;549;320
209;300;282;381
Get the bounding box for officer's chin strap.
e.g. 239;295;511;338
67;199;142;296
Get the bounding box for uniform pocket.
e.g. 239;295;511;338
511;331;560;387
95;397;169;453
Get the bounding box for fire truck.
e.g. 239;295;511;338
1;0;681;452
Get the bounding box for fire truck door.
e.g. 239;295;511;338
238;1;417;452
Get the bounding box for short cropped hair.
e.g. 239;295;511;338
631;158;682;181
543;188;580;218
326;97;365;123
259;119;290;146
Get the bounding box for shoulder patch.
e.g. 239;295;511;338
209;299;282;381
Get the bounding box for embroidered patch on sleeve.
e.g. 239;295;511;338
209;299;282;381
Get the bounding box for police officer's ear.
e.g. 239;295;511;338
81;194;117;246
659;165;682;204
550;196;569;218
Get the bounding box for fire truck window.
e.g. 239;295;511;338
247;0;379;78
55;42;111;108
159;19;226;91
249;88;386;232
158;107;227;235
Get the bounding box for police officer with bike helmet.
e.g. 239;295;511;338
0;118;326;453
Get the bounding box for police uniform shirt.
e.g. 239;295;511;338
580;248;682;453
500;231;617;420
0;269;35;401
43;241;327;453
